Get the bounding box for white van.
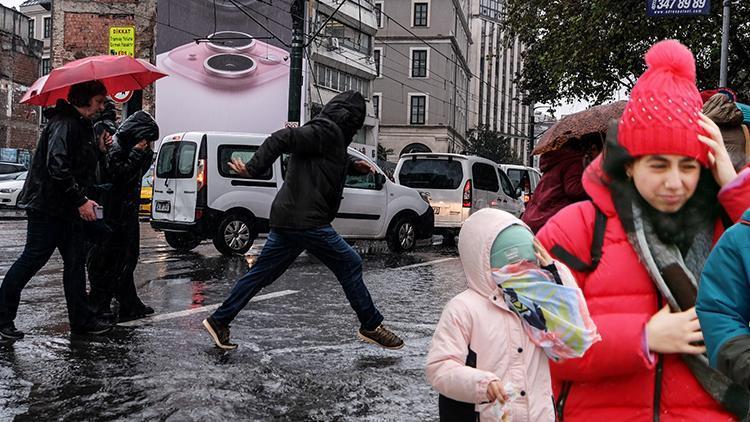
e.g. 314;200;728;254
394;153;524;241
498;164;542;204
150;132;434;255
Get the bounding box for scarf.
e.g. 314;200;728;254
629;203;750;420
493;261;600;362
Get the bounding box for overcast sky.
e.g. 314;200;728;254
0;0;26;9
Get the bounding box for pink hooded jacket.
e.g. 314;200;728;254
426;209;578;421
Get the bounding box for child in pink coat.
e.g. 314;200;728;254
426;208;598;421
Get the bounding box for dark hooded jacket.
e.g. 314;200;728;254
245;90;366;229
17;100;98;220
522;147;588;233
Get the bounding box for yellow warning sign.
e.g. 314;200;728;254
109;26;135;57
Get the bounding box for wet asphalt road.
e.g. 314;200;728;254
0;217;466;421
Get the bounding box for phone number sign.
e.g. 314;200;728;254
647;0;710;16
109;26;135;57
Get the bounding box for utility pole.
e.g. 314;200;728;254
527;105;535;166
719;0;730;87
287;0;305;125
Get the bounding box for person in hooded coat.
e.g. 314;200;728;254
536;40;750;421
426;208;597;421
697;209;750;391
87;111;158;322
0;81;113;340
521;140;590;233
202;91;404;351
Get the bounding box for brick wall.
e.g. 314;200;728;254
0;24;42;149
63;13;136;57
52;0;157;114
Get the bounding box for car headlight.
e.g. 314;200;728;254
419;191;431;204
0;188;18;194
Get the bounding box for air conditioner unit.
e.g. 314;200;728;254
327;37;340;50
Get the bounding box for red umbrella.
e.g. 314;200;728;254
20;55;168;106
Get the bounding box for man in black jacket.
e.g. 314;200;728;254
203;91;403;351
0;81;113;340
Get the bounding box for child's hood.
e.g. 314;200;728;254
458;208;530;297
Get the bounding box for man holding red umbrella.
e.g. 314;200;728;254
0;81;113;339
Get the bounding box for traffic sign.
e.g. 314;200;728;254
109;26;135;57
112;91;134;103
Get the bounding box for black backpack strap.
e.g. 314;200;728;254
550;204;607;273
719;207;734;230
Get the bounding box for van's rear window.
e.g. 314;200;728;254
398;159;463;189
156;142;197;179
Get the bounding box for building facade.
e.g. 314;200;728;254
0;4;42;161
372;0;472;161
469;0;531;164
19;0;51;77
51;0;157;114
307;0;379;160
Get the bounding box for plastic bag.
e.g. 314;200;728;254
488;382;519;421
115;110;159;150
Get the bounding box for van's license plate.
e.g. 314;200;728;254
155;200;171;213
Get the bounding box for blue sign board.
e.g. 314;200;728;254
647;0;711;16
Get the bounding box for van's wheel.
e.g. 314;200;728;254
213;213;255;256
164;231;201;252
386;215;417;253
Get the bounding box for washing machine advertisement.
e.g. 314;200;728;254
155;0;299;137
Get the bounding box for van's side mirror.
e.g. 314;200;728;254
514;185;523;199
375;173;386;190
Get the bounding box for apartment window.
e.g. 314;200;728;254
41;58;51;75
374;2;384;28
320;14;372;55
373;48;382;77
409;94;427;125
314;63;370;98
480;0;503;19
43;17;51;39
28;19;34;39
413;2;428;27
411;49;428;78
372;94;381;119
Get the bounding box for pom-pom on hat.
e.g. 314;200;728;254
618;40;709;167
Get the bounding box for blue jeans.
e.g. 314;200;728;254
212;226;384;330
0;210;95;331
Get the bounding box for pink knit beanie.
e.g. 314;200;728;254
618;40;709;167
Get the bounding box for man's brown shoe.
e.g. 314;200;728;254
203;317;238;350
358;324;404;350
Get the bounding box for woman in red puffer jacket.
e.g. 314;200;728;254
537;40;750;421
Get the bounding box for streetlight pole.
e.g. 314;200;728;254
719;0;730;87
527;107;535;166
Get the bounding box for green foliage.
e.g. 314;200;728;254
504;0;750;104
463;125;525;164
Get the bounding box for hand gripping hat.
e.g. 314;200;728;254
618;40;710;167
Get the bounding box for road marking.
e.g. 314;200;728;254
118;289;299;327
394;257;458;270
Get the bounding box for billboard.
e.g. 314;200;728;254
646;0;711;16
155;0;297;138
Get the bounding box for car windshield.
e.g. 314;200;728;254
398;158;464;189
